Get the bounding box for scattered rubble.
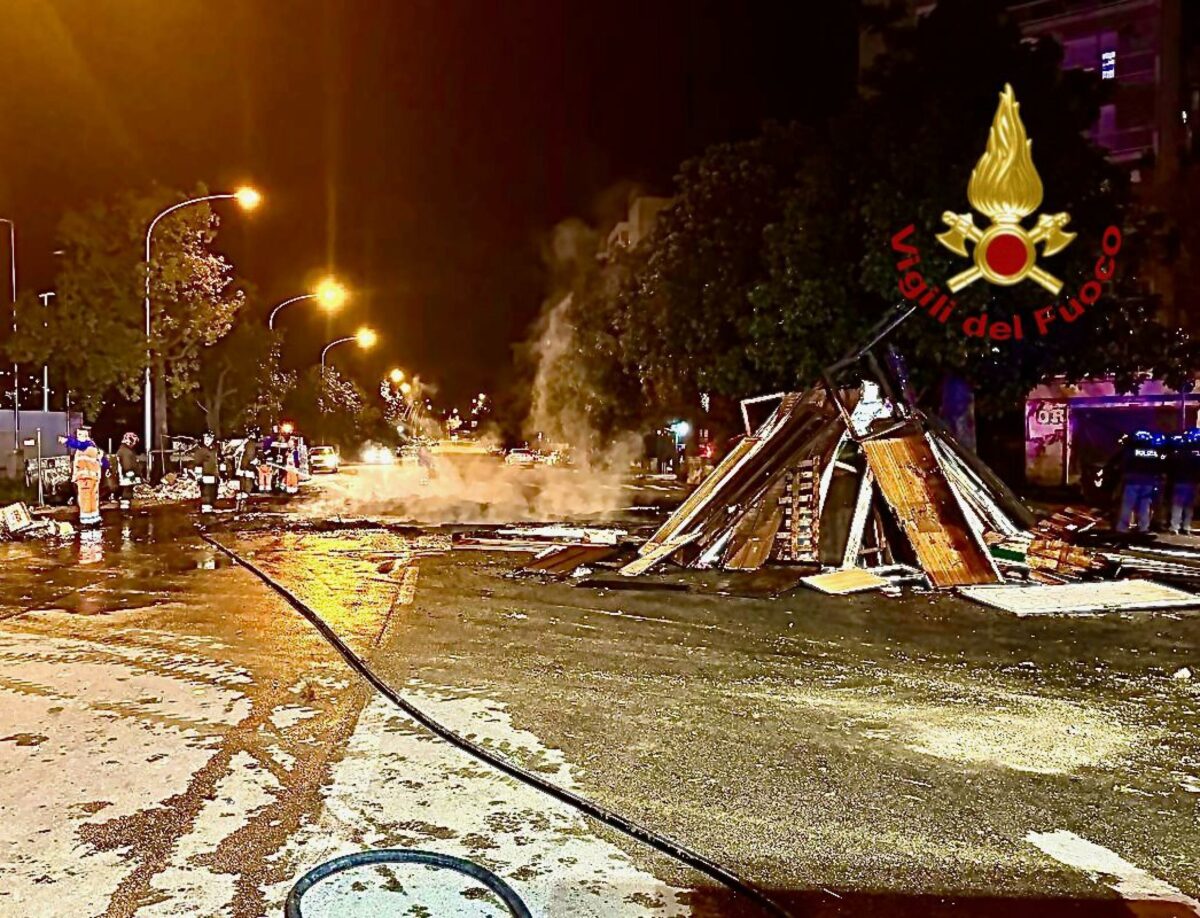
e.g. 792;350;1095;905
0;503;74;541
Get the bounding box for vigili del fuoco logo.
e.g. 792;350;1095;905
890;84;1122;342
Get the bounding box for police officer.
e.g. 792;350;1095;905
1115;430;1169;533
192;431;221;514
1167;428;1200;534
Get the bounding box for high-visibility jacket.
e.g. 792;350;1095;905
72;447;102;484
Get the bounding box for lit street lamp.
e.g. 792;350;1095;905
143;186;260;470
388;368;404;384
1;218;16;440
268;276;348;329
321;326;376;371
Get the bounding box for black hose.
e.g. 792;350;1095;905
201;534;792;918
284;848;532;918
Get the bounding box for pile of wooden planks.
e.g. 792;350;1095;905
621;382;1025;590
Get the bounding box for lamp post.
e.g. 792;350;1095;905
321;327;377;372
143;187;260;473
38;292;54;412
0;218;16;441
268;277;347;329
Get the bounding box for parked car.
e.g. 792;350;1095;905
309;445;340;474
504;448;539;468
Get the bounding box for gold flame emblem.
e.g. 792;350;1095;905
936;84;1074;294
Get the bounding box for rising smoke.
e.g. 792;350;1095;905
294;203;648;525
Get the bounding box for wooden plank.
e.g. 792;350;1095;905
960;579;1200;616
638;437;757;556
723;476;787;570
802;568;889;594
841;470;875;569
523;544;618;576
620;532;700;577
862;435;1001;588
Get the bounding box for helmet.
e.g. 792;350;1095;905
1134;430;1154;442
122;432;139;448
202;431;216;446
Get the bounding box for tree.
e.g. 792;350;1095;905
547;0;1192;443
8;185;244;443
285;367;392;452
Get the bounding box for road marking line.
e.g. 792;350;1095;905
1026;829;1200;915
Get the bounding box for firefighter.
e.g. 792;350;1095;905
1167;428;1200;534
283;435;300;495
58;424;96;454
235;429;261;510
1115;430;1169;533
59;425;98;514
192;431;221;514
256;427;275;492
114;433;143;511
71;442;103;529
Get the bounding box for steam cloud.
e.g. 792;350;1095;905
294;204;649;526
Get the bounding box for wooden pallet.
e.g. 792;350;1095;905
777;458;821;563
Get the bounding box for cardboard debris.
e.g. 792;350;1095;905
1;502;73;541
801;568;890;594
959;579;1200;616
1;502;33;534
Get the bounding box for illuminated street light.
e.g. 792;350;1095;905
234;186;262;210
389;368;404;384
399;381;412;396
268;276;347;329
144;186;261;467
321;327;377;371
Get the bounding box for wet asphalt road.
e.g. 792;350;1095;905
0;472;1198;916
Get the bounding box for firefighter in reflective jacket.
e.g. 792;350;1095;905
1115;431;1168;533
235;430;260;510
72;444;103;528
192;431;221;513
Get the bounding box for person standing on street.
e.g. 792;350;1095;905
192;431;221;514
235;430;260;511
59;425;97;515
1167;428;1200;534
71;442;103;529
114;433;143;512
1115;430;1169;533
283;435;300;495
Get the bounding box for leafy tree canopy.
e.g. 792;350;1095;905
552;0;1191;432
8;185;244;421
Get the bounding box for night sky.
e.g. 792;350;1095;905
0;0;856;408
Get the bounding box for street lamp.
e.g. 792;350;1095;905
0;218;16;440
268;276;348;329
388;368;404;384
321;326;376;371
143;186;260;471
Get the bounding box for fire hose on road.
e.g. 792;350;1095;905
200;533;792;918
